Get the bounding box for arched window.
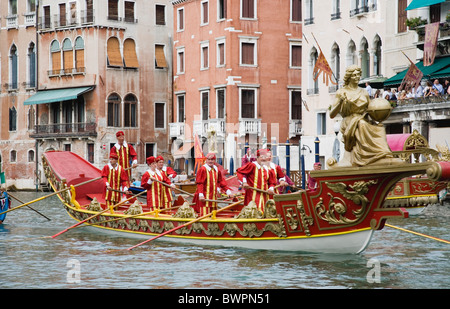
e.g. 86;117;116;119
124;94;138;127
123;38;139;68
51;40;61;75
62;38;73;74
107;93;121;127
107;37;123;67
373;35;382;76
10;44;18;89
74;37;85;73
9;107;17;131
360;37;370;79
28;150;35;163
10;150;17;163
28;42;36;88
331;43;341;84
309;47;319;94
346;40;357;67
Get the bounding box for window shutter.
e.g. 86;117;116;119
52;51;61;74
242;43;254;65
124;39;139;68
107;37;123;67
156;5;165;25
76;49;85;70
155;45;167;68
64;50;74;72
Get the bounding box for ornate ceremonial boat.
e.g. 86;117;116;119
42;150;450;254
384;130;450;215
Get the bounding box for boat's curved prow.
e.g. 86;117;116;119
42;151;104;203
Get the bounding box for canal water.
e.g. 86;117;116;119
0;191;448;290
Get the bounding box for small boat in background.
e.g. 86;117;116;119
385;130;450;215
0;190;10;224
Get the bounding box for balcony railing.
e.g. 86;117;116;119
239;118;261;136
30;122;97;138
169;122;185;139
289;119;303;138
193;119;226;138
24;12;36;27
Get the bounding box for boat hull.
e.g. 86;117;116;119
64;204;374;253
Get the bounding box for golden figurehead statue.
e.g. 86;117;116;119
329;65;401;168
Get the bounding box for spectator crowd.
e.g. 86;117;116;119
365;79;450;102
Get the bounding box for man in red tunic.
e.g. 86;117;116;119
236;149;276;213
141;156;174;211
267;149;287;193
101;153;130;214
110;131;138;181
193;153;231;216
156;155;177;208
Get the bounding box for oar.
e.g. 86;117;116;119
0;166;133;216
150;177;196;197
125;199;243;251
386;223;450;244
7;192;51;221
0;177;103;216
51;189;147;238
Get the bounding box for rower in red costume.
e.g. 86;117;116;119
156;155;177;208
236;149;276;213
193;153;231;216
266;149;287;194
141;156;175;211
101;153;130;214
110;131;138;181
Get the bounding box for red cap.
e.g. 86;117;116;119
206;153;216;160
256;149;268;157
146;156;156;165
156;155;164;162
110;153;119;160
116;131;125;137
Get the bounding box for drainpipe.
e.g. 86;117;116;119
35;1;39;191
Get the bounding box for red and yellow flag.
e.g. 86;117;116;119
194;134;205;174
313;52;338;86
399;53;423;92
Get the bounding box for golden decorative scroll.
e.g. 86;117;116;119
315;180;377;225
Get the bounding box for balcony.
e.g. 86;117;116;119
289;119;303;138
30;122;97;139
169;122;185;139
239;118;261;136
6;15;18;29
24;12;36;27
193;119;226;138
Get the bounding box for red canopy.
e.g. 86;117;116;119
386;133;412;151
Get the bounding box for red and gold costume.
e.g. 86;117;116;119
268;162;285;194
193;154;231;216
156;156;177;208
101;154;130;213
110;131;137;181
236;150;276;212
141;157;172;210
